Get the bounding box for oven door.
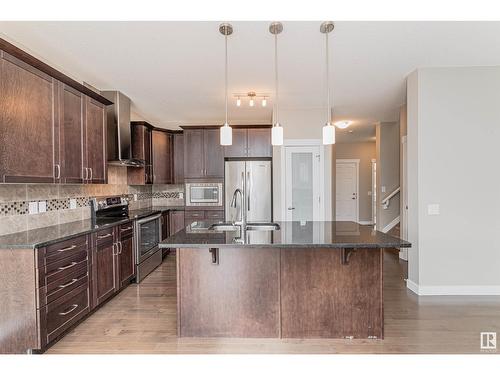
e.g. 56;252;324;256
135;214;161;263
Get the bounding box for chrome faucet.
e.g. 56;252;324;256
230;186;247;240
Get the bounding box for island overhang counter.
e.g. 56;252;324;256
159;221;411;340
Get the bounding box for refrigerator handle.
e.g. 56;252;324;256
247;171;251;211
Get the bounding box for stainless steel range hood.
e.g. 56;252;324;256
101;91;145;167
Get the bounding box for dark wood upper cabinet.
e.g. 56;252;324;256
223;127;247;157
247;128;272;157
204;129;224;178
152;130;173;184
0;52;57;183
0;42;109;185
84;98;107;184
183;129;205;179
58;84;84;183
128;122;153;185
183;128;224;179
173;133;184;184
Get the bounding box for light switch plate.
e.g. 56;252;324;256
381;186;386;193
427;204;440;215
179;192;184;199
38;201;47;213
28;201;38;215
368;191;372;196
133;194;138;201
69;198;77;210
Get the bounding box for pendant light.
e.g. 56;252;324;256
269;22;283;146
321;21;335;145
219;23;233;146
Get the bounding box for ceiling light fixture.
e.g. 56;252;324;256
262;97;267;107
236;96;241;107
269;21;283;146
335;120;351;129
248;92;256;107
321;21;335;145
219;22;233;146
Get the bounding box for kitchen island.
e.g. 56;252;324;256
159;221;410;340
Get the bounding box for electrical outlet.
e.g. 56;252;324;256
133;194;138;201
427;204;440;215
28;201;38;215
69;198;77;209
179;192;184;199
38;201;47;213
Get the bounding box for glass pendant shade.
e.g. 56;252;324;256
322;122;336;145
220;123;232;146
271;124;283;146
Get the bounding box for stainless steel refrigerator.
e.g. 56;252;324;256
225;160;272;223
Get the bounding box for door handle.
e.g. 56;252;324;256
58;262;77;271
247;171;251;211
57;245;77;252
55;164;61;179
118;241;123;254
59;304;79;316
288;207;295;210
89;168;93;181
97;233;112;239
84;168;89;181
58;278;79;289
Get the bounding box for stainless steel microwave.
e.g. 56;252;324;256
185;182;223;206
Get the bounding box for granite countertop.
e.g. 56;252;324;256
0;206;185;250
159;220;411;249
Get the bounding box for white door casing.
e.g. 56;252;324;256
400;136;408;260
283;145;323;221
336;159;360;222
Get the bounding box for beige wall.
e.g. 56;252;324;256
376;121;400;231
335;142;376;222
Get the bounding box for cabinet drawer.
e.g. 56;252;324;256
95;227;114;245
43;250;88;287
44;235;88;265
44;284;89;344
205;210;224;219
185;210;205;219
40;263;89;307
119;222;134;238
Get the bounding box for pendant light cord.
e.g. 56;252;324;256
274;32;279;125
326;32;331;124
225;34;228;125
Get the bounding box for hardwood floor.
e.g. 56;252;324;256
47;251;500;354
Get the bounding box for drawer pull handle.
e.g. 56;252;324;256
57;245;77;252
59;304;79;316
97;233;112;239
121;226;132;231
58;278;78;289
58;262;77;271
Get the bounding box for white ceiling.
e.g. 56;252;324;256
2;21;500;135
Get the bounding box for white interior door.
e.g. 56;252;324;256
336;160;359;222
284;146;321;221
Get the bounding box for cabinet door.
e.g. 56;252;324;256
247;128;272;157
161;211;170;240
85;97;107;184
184;129;204;178
223;128;247;157
118;234;135;288
0;52;57;183
93;239;117;306
204;129;225;178
173;133;184;184
170;211;186;235
59;84;84;183
152;130;172;184
128;124;152;185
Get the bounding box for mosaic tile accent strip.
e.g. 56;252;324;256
0;193;151;217
152;192;181;199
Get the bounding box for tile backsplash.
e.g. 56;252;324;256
0;166;185;236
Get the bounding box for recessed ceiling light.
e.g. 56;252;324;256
334;121;352;129
348;130;353;133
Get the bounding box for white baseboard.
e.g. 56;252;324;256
358;220;373;225
382;216;400;233
406;279;500;295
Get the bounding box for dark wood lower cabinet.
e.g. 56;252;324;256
0;222;137;353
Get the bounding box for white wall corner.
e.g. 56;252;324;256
407;280;500;296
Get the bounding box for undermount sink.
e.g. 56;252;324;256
208;222;280;232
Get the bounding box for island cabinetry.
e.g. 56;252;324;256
177;247;280;337
184;209;223;227
280;248;383;339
